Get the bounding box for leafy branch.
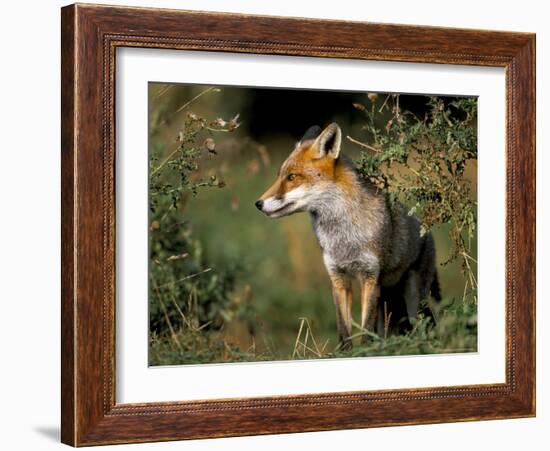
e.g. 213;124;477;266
350;94;478;303
149;87;243;336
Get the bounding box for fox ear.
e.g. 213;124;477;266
315;123;342;159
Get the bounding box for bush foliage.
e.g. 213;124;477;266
148;98;243;340
351;94;478;303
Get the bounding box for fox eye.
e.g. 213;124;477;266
287;173;296;181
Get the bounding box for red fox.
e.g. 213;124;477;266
256;123;441;350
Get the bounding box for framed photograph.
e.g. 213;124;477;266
61;3;536;446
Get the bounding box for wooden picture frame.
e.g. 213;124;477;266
61;3;536;446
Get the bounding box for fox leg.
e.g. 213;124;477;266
360;277;380;343
345;285;353;335
404;270;420;321
329;273;353;350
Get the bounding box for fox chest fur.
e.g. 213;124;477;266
309;183;383;279
308;165;421;287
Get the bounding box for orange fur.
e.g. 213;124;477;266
259;141;357;201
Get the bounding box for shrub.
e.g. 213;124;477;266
350;94;478;303
148;92;242;337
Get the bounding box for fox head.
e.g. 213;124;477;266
255;122;345;218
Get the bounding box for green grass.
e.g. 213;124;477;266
149;298;477;366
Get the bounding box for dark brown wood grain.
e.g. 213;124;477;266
60;5;75;446
61;3;536;446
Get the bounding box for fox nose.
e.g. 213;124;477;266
255;200;264;211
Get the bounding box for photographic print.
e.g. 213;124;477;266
148;83;478;366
